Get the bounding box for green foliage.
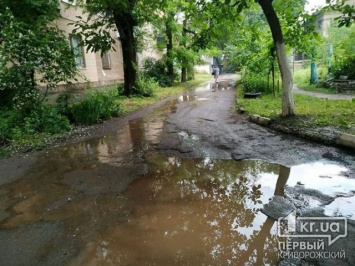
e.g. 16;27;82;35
0;7;78;109
0;111;17;145
133;75;158;97
69;89;120;124
22;106;72;135
237;91;355;134
331;56;355;79
74;0;145;96
294;65;328;84
1;0;60;25
56;92;76;122
224;8;272;74
240;73;270;94
293;66;338;94
141;57;173;87
0;106;71;145
327;2;355;27
294;68;310;85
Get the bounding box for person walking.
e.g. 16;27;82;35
213;65;220;83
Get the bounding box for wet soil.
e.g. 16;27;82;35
0;75;355;266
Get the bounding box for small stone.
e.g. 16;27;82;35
237;108;245;114
261;196;296;220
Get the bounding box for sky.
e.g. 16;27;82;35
305;0;327;13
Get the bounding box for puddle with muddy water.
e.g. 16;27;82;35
0;82;354;265
67;157;354;265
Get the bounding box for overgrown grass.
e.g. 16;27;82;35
69;89;120;124
237;87;355;134
294;67;337;94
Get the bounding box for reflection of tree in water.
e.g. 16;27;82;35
141;156;289;265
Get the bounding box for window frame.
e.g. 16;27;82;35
69;35;86;69
101;53;112;69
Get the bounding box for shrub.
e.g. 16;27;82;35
70;89;120;124
331;56;355;79
141;57;174;87
0;110;16;145
117;83;124;96
56;92;76;122
23;105;72;134
240;74;270;94
132;76;158;97
0;105;71;144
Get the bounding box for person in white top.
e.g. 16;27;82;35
213;65;220;83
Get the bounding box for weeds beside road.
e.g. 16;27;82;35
0;74;211;158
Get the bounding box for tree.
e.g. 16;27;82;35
258;0;294;116
0;1;77;110
328;0;355;27
73;0;147;97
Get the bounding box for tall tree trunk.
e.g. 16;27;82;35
258;0;295;116
113;11;137;97
181;65;187;83
166;13;175;84
181;18;187;83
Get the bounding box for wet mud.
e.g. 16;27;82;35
0;75;355;265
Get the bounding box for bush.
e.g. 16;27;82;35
331;56;355;79
0;105;71;144
23;105;71;134
141;57;174;87
240;74;270;94
69;89;120;124
0;110;17;145
56;92;76;122
132;76;158;97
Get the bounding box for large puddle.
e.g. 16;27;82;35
0;81;354;265
66;156;354;265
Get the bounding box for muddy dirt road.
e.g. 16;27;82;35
0;75;354;265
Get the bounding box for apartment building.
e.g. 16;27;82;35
55;0;124;89
294;0;355;63
315;0;355;37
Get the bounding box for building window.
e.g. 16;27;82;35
62;0;76;5
101;53;111;69
70;35;85;68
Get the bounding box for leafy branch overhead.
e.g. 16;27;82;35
70;15;117;56
0;3;78;111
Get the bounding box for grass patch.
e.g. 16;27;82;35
297;84;338;94
293;67;337;94
237;87;355;134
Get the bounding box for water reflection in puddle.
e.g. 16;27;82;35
178;95;196;102
1;84;355;265
70;157;353;265
259;162;352;197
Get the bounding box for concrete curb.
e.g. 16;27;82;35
249;114;270;126
243;110;355;150
336;133;355;149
